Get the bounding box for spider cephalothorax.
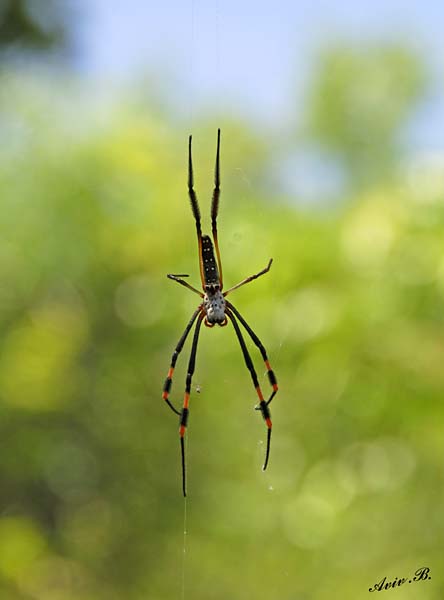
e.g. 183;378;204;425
162;129;278;496
203;288;227;327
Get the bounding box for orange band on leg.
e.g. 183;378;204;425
265;360;278;392
162;367;175;400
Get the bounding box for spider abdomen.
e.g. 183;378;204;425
202;235;220;286
203;289;226;324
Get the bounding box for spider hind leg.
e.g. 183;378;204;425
162;308;202;415
226;307;274;471
178;312;204;497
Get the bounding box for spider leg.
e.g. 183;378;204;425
167;274;204;297
179;311;205;497
225;307;273;471
226;301;278;407
162;307;202;415
188;135;205;288
211;128;223;288
223;258;273;297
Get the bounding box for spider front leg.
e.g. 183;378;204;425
162;307;202;415
226;307;274;471
188;134;206;287
179;311;204;497
211;128;223;287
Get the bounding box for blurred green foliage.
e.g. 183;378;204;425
1;44;444;600
0;0;70;54
306;44;426;187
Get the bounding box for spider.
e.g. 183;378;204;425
162;129;278;496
